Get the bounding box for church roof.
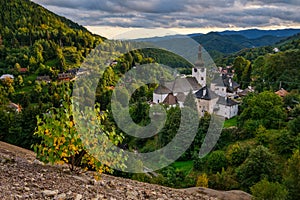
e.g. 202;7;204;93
186;77;202;90
213;76;225;87
176;92;186;102
163;93;178;105
164;77;201;94
195;86;218;100
217;97;238;106
154;85;172;94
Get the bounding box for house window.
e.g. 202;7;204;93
201;77;204;81
194;68;198;73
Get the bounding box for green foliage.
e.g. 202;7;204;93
192;32;283;59
140;48;193;69
223;117;238;128
232;56;252;89
251;179;288;200
237;146;276;190
239;91;286;132
1;104;49;149
251;50;300;91
33;100;125;175
226;143;250;166
211;168;239;190
284;150;300;200
206;150;227;173
196;173;209;187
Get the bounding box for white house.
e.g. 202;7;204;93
153;85;172;104
214;97;239;119
194;86;219;117
0;74;14;80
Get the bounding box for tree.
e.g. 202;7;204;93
284;150;300;200
238;91;286;131
212;168;239;190
251;179;288;200
251;56;266;92
206;150;227;173
33;99;126;175
237;146;276;190
226;142;249;166
232;56;251;87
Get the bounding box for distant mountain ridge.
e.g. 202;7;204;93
137;28;300;59
217;28;300;39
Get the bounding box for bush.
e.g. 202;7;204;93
226;143;249;166
206;150;227;173
251;179;288;200
210;168;239;190
33;101;126;177
196;173;208;187
236;146;276;190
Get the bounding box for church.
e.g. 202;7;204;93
152;45;239;119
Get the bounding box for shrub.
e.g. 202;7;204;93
196;173;209;187
33;101;126;177
251;179;288;200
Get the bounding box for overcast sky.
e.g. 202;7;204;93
32;0;300;38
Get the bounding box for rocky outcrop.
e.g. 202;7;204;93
0;142;251;200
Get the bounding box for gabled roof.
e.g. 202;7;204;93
195;86;218;100
165;77;200;94
154;85;172;94
163;93;178;105
186;77;202;90
213;76;225;87
217;97;238;106
212;75;240;93
176;92;186;102
275;88;289;97
19;68;28;73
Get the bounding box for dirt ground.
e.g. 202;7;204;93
0;141;251;200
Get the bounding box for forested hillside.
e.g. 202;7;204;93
0;0;105;147
0;0;104;71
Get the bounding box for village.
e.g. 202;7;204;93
152;45;288;120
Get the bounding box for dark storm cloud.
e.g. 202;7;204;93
32;0;186;13
32;0;300;28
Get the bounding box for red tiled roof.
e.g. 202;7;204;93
19;68;28;73
275;88;289;97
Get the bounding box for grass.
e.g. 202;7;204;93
223;116;238;128
45;59;59;67
171;160;194;175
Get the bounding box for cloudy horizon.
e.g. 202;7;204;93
32;0;300;39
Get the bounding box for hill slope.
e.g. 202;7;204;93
191;32;285;55
0;141;252;200
0;0;104;71
218;28;300;39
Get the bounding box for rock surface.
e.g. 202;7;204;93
0;141;251;200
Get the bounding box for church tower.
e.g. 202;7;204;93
192;45;207;87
